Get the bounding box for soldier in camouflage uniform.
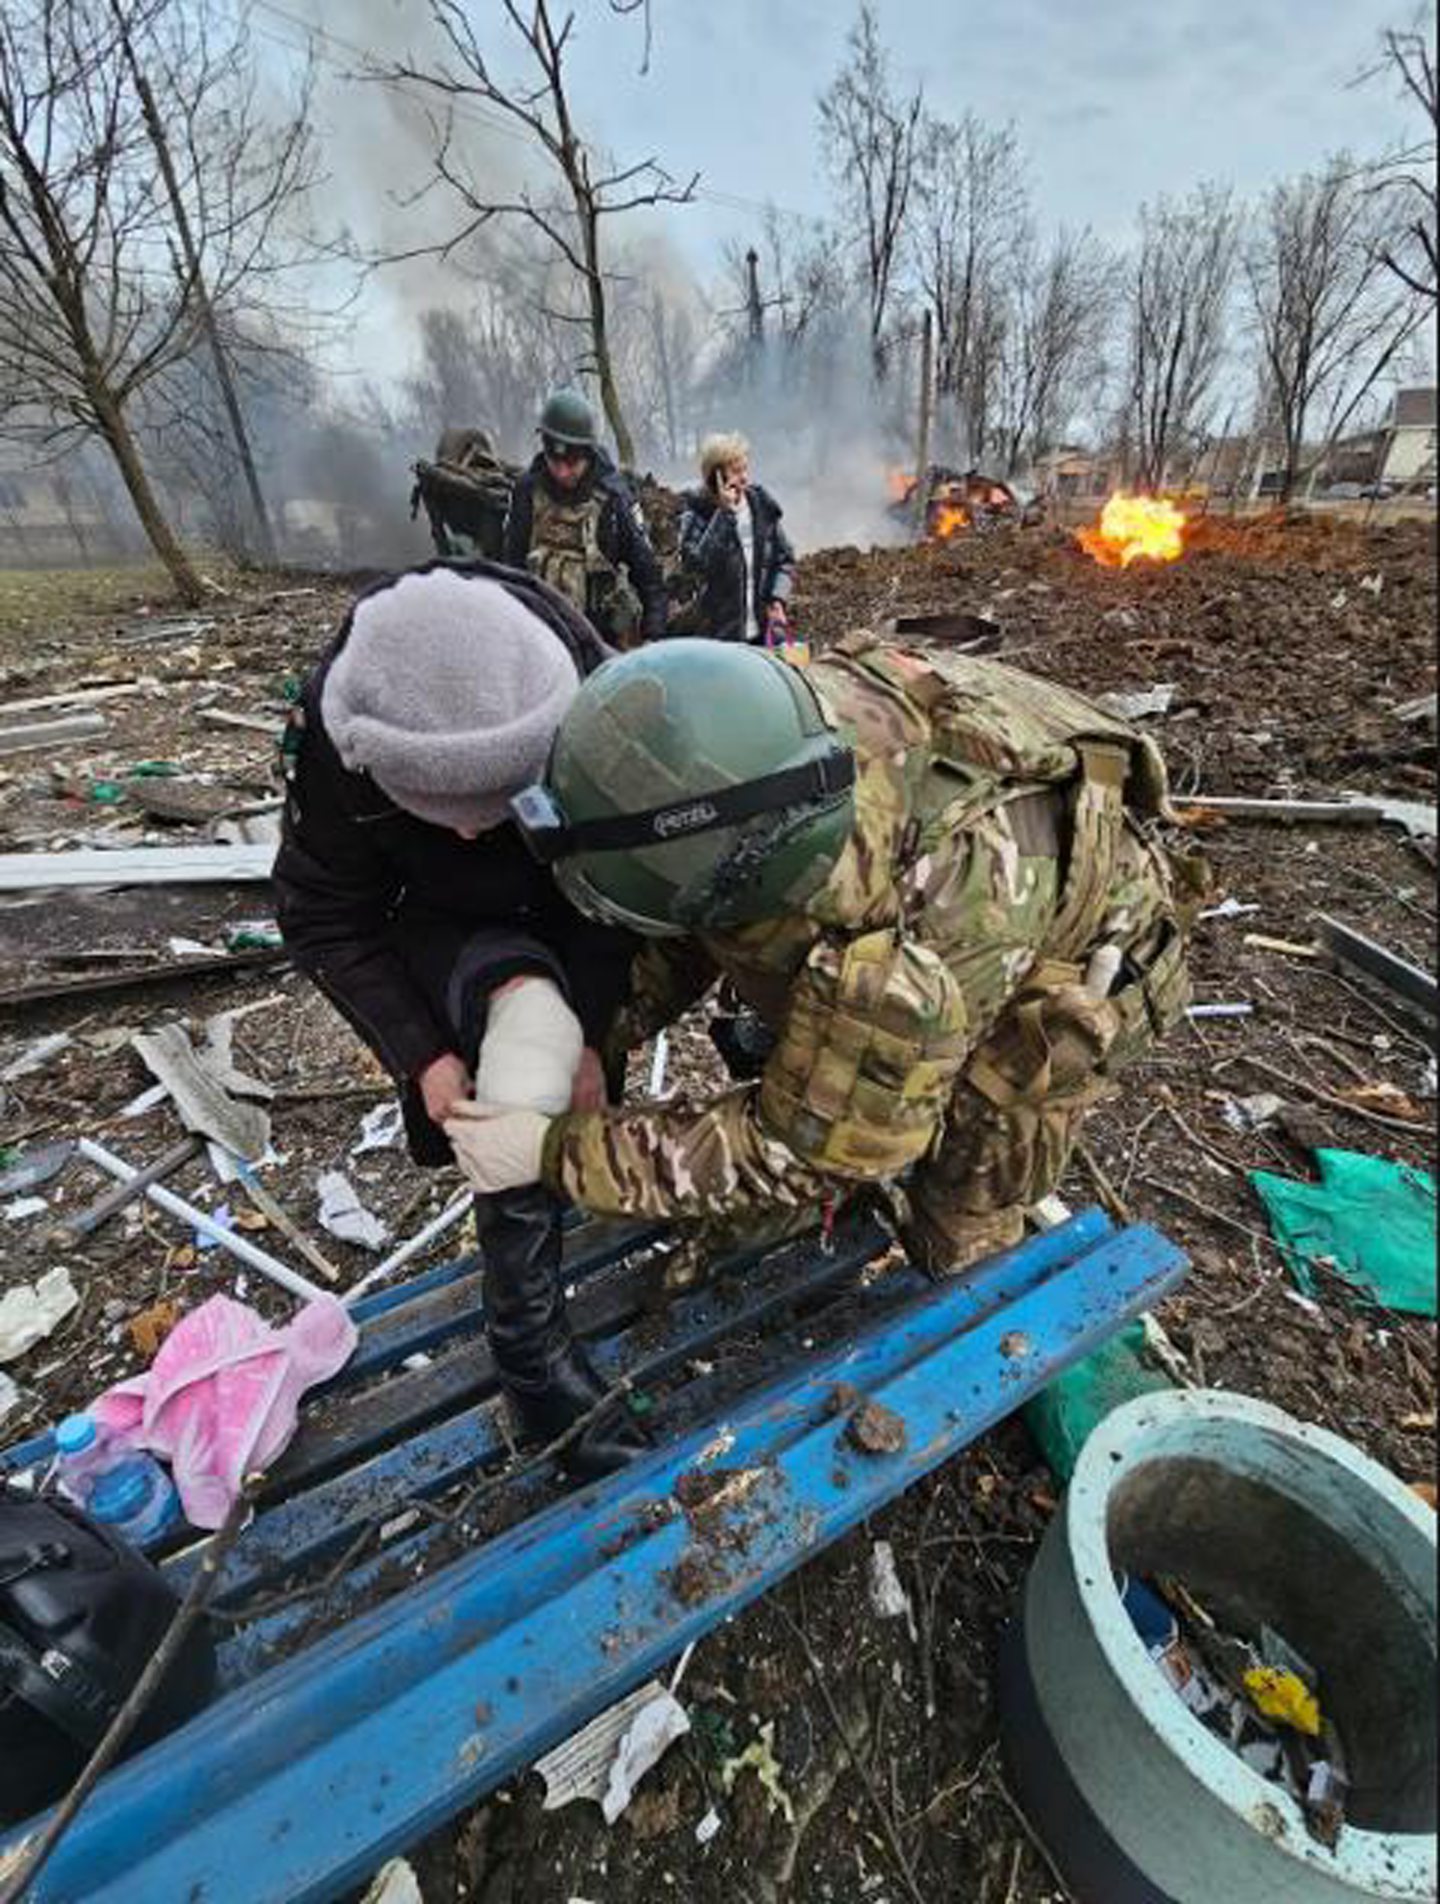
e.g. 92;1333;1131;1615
443;635;1202;1273
503;390;666;650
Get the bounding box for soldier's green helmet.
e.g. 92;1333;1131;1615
510;641;856;935
538;388;598;451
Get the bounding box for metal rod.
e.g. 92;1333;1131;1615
49;1136;201;1246
75;1138;324;1303
344;1192;471;1306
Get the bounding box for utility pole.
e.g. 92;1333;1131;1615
912;308;934;538
113;13;277;564
745;247;765;348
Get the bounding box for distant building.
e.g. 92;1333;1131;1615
1032;446;1116;500
1324;385;1436;491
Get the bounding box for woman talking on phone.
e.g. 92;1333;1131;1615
676;432;796;643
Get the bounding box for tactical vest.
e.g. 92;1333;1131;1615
527;486;641;641
808;632;1173;964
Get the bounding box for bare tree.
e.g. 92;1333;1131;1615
0;0;315;600
1123;184;1238;489
1244;153;1426;499
818;5;922;377
993;227;1114;476
1357;22;1438;304
911;109;1025;455
373;0;696;469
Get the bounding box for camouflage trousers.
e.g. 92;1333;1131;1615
901;821;1193;1275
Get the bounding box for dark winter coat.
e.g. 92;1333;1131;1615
677;482;795;642
503;450;667;642
272;559;637;1162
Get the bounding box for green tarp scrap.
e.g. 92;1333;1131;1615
1251;1148;1437;1318
1022;1319;1173;1484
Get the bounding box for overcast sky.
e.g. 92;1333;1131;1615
282;0;1423;383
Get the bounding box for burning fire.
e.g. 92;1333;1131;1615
1077;492;1187;568
886;467;917;504
929;501;971;539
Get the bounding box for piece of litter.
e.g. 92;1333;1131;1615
0;1370;19;1426
400;1352;433;1372
316;1171;390;1252
167;936;224;957
351;1101;404;1156
695;1805;721;1845
1358;571;1383;597
0;1033;71;1083
1244;1666;1321;1737
1243;932;1319;959
1198;898;1261;921
536;1679;689;1824
1220;1092;1284;1134
1094;683;1177;720
0;1267;80;1364
867;1540;917;1638
720;1719;795;1826
602;1688;690;1825
120;1081;168;1119
3;1196;48;1223
193;1203;233;1252
1188;1002;1254;1020
357;1858;423;1904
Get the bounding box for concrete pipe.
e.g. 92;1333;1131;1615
1000;1388;1436;1903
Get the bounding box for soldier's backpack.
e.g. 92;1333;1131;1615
410;427;517;560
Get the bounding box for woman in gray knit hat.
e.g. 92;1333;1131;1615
274;560;648;1479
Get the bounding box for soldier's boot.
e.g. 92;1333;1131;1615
900;1200;1027;1279
477;1187;651;1481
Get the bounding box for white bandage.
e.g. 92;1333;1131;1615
474;977;584;1115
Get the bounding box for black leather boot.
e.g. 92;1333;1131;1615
475;1187;651;1481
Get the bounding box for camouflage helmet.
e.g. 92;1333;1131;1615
538;388;598;451
511;641;856;935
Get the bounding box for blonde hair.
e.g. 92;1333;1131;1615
699;432;750;484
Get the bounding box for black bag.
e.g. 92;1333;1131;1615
0;1486;215;1826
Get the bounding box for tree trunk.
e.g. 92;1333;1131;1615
93;387;204;603
578;207;635;469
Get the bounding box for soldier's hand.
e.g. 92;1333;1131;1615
418;1052;472;1126
444;1101;550;1193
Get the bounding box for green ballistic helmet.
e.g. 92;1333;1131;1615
538;388;598;450
511;641;856;935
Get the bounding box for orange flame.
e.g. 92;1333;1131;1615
886;467;916;503
929;501;971;539
1077;492;1187;567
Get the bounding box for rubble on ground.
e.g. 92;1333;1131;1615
0;509;1433;1902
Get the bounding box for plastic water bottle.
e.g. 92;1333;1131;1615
86;1453;182;1547
53;1413;113;1507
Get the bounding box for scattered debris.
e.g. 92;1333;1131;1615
1316;913;1437;1021
3;1195;48;1223
1251;1149;1437;1317
1094;683;1177;720
351;1101;405;1156
132;1021;271;1162
357;1860;423;1904
0;710;108;756
0;1370;19;1426
344;1192;472;1305
536;1680;690;1824
867;1540;917;1638
1024;1319;1173;1482
847;1399;908;1456
0;1140;76;1196
0;842;274;891
127;1299;182;1361
0;1267;80;1363
694;1805;721;1845
316;1171;390;1252
1198;898;1262;922
1242;932;1319;959
1187;1002;1254;1020
720;1720;796;1826
0;1032;71;1083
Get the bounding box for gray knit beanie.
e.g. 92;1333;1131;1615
321;569;580;831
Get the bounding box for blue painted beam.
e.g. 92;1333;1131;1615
5;1214;1186;1904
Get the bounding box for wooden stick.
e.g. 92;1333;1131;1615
238;1173;340;1285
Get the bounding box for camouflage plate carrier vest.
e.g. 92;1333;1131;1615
527;486;642;643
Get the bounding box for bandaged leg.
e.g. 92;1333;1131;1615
475;976;584;1115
